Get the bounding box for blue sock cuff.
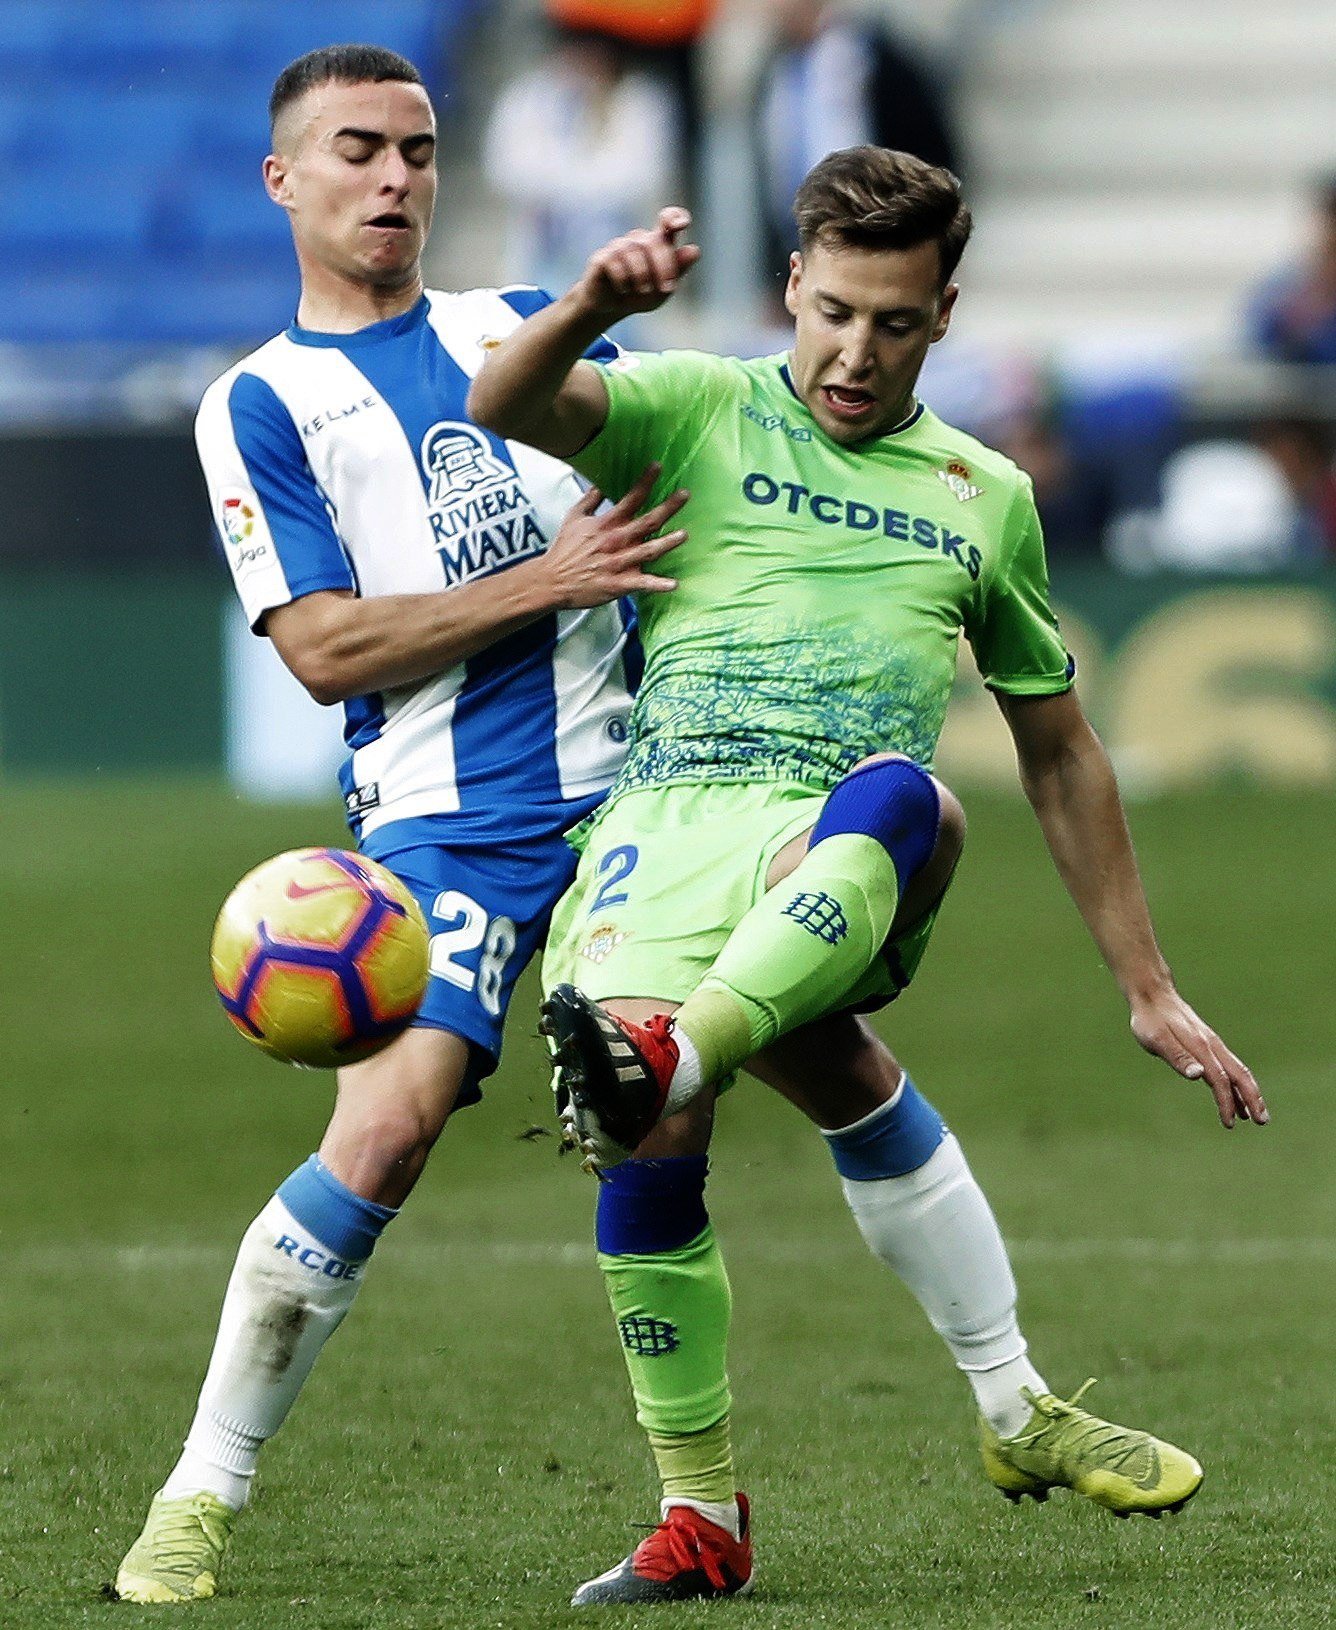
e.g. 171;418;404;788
276;1155;398;1263
811;757;940;894
596;1156;709;1257
823;1076;946;1181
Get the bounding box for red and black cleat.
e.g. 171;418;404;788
538;983;679;1173
571;1495;754;1606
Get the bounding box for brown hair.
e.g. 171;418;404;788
794;147;972;285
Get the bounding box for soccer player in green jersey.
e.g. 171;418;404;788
470;148;1267;1605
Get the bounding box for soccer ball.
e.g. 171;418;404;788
211;848;430;1068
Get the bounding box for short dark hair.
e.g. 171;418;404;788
794;147;972;286
269;44;425;135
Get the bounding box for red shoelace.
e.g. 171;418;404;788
631;1507;745;1590
620;1012;679;1086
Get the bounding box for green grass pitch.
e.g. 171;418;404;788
2;780;1332;1629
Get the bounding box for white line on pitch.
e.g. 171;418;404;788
7;1237;1336;1272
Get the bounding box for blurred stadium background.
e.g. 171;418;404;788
1;0;1332;789
2;3;1333;1626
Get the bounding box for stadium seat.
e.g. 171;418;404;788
0;2;64;79
0;94;28;162
16;91;198;171
0;271;126;344
160;180;294;262
0;0;477;348
118;270;299;347
0;183;153;263
235;3;442;87
55;2;242;82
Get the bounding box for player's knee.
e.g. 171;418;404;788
812;754;942;894
344;1099;446;1184
933;780;966;867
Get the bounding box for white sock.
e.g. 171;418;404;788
662;1026;703;1117
662;1495;741;1541
967;1352;1047;1439
838;1132;1048;1438
160;1196;367;1509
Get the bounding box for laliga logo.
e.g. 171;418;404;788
420;420;510;506
222;496;255;548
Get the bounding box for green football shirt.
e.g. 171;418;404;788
574;349;1072;795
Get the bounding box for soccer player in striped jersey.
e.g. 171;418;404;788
113;44;685;1605
471;151;1267;1603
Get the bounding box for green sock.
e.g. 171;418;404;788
599;1225;734;1498
647;1416;735;1505
675;832;899;1081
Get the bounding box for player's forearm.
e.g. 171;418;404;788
278;562;562;704
1020;728;1174;1004
468;291;610;456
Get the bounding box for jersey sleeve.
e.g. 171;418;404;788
195;370;355;632
497;285;622;364
967;476;1075;695
571;349;736;499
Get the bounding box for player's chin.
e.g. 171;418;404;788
817;410;883;446
360;247;421;286
359;233;421;271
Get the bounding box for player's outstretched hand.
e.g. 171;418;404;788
543;463;686;609
1129;988;1268;1129
576;208;701;322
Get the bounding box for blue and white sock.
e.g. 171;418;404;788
824;1078;1046;1439
160;1156;396;1509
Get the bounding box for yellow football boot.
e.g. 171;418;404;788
979;1380;1204;1517
114;1491;237;1602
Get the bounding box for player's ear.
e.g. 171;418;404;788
931;283;959;343
263;153;292;209
783;252;803;319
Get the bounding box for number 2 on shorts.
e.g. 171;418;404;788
590;844;638;914
429;889;516;1017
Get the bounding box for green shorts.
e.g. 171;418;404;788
543;780;944;1011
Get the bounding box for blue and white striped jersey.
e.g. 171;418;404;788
196;287;636;846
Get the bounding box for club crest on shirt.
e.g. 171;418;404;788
579;923;630;965
419;420;547;587
937;462;983;503
422;420;512;503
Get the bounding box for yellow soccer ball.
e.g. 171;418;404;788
211;848;429;1068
